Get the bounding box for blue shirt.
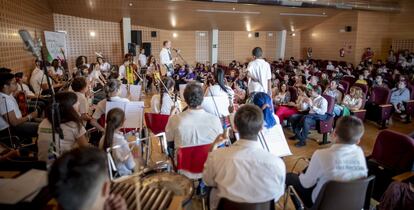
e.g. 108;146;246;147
390;87;410;105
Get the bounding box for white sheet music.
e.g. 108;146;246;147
106;101;145;129
129;85;141;101
119;84;128;98
259;115;292;157
202;96;230;117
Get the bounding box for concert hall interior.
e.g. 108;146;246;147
1;0;414;209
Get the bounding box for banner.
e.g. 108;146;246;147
44;31;67;62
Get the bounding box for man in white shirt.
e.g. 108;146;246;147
30;60;51;95
165;83;223;149
138;48;147;67
160;40;174;77
326;61;335;71
289;85;328;147
246;47;272;96
203;104;286;209
286;116;368;208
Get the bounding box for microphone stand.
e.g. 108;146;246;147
174;49;188;65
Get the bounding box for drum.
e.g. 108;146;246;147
141;172;194;205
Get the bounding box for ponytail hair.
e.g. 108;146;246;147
103;108;125;153
214;68;229;93
104;79;121;101
159;76;175;112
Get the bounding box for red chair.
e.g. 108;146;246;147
144;113;170;135
339;80;350;94
366;87;393;129
342;75;356;86
367;130;414;200
176;144;211;179
312;94;335;145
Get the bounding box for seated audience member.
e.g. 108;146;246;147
71;76;92;122
48;147;127;210
233;82;247;104
205;68;235;101
30;60;62;95
203;104;285;209
253;92;289;155
37;92;89;166
165;83;223;150
274;83;290;106
372;74;389;89
0;72;38;145
323;80;343;104
320;73;330;88
293;75;306;88
286;116;368;208
289;85;328;147
306;75;319;90
390;81;410;114
151;77;180;115
91;79;129;132
326;61;335;71
377;179;414;210
276;86;310;123
99;108;135;176
183;67;197;83
333;86;364;117
355;73;368;85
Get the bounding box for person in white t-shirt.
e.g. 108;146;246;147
0;72;39;145
37;91;89;167
99;108;135;176
286;116;368;208
138;48;147;68
90;79;129;132
97;56;111;76
205;68;235;102
151;76;180;115
88;63;106;88
71;76;92;122
203;105;285;209
246;47;272;96
30;60;51;95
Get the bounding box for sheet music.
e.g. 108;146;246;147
106;101;145;129
260;123;292;157
129;85;141;101
202;96;230;117
0;169;47;204
119;84;128;98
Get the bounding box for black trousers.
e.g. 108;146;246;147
286;172;315;208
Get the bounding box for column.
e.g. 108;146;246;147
277;30;287;60
210;29;219;64
122;17;131;55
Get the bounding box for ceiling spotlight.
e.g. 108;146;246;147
248;33;252;38
129;2;133;6
268;32;273;37
322;12;326;15
232;7;235;11
173;32;178;38
199;32;206;37
89;31;96;37
292;33;296;37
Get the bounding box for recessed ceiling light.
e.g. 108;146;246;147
292;33;296;37
232;7;235;11
90;31;96;37
173;32;178;38
248;33;252;38
268;32;273;37
129;2;133;6
199;32;206;37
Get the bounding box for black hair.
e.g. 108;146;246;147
252;47;263;58
75;56;88;68
71;76;88;92
234;104;263;140
14;72;23;78
183;83;204;109
214;68;229;93
104;79;121;100
0;73;15;91
47;92;83;131
0;67;12;73
48;147;107;210
103;108;125;153
312;85;322;95
163;40;170;46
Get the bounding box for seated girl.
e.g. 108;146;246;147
99;108;135;176
205;68;235;101
37;91;89;167
333;86;364;117
276;86;310;123
151;77;180;115
90;79;129;132
274;83;291;106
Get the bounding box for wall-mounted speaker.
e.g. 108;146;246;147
151;31;157;38
345;26;352;32
142;42;151;57
255;32;259;37
128;43;136;56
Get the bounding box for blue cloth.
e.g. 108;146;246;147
253;92;276;128
390;88;410;106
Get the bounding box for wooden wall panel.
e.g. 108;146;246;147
195;31;209;64
0;0;53;73
131;25;162;62
285;32;301;60
54;14;123;68
388;0;414;40
300;11;358;64
159;30;196;66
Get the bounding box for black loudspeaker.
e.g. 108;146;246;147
151;31;157;38
131;30;142;46
255;32;259;37
128;43;136;56
142;42;151;57
345;26;352;32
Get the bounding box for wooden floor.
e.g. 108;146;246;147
140;93;414;210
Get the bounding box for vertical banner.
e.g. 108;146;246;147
44;31;67;62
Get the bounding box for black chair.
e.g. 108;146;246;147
217;198;275;210
286;175;375;210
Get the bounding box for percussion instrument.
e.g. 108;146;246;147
141;172;194;206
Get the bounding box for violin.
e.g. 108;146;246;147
15;83;29;117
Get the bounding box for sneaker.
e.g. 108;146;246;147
289;135;298;140
295;141;306;147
